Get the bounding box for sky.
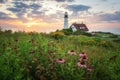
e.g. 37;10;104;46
0;0;120;34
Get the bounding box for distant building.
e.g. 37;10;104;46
64;12;68;29
63;12;89;32
70;23;89;32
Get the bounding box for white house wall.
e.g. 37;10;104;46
71;25;77;32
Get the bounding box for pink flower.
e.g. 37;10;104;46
82;56;88;61
79;52;87;57
79;52;88;61
56;58;65;63
68;50;77;55
86;66;93;72
79;57;88;62
77;62;87;68
80;53;85;57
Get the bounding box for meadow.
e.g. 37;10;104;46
0;30;120;80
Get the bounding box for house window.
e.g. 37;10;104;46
80;27;85;29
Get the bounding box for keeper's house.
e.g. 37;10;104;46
70;23;89;32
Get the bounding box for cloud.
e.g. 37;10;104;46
6;1;42;22
87;11;120;23
12;0;73;2
0;0;4;3
101;0;108;2
30;3;41;10
7;2;41;12
66;4;91;14
0;0;8;3
7;2;30;16
99;11;120;22
55;0;74;2
0;11;14;20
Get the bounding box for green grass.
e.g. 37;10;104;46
0;31;120;80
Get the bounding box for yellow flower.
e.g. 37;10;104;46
88;39;95;43
101;41;107;44
51;32;64;36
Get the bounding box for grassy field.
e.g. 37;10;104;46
0;31;120;80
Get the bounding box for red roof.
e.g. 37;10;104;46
72;23;89;31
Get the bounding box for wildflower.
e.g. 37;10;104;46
56;58;65;63
88;39;94;43
80;56;88;62
86;66;93;72
102;41;106;44
68;50;77;55
80;52;87;57
77;61;87;68
79;52;88;61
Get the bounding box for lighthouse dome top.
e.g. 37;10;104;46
64;12;68;18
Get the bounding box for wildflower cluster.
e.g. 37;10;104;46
78;52;92;72
56;50;93;72
68;50;77;55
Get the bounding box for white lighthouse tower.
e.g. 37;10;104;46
64;12;68;29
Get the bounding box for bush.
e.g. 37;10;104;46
82;32;92;37
109;34;118;38
61;28;73;35
72;30;90;36
51;32;65;40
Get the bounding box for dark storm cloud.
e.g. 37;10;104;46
100;11;120;22
66;4;91;14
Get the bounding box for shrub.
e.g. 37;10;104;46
109;34;118;38
83;32;92;37
61;28;73;35
51;32;65;40
112;38;120;43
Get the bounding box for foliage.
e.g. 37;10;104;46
60;28;92;36
51;31;65;40
72;30;92;36
0;30;120;80
112;38;120;43
109;34;118;38
61;28;73;35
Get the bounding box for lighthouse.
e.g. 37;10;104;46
64;12;68;29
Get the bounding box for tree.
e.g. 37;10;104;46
61;28;73;35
